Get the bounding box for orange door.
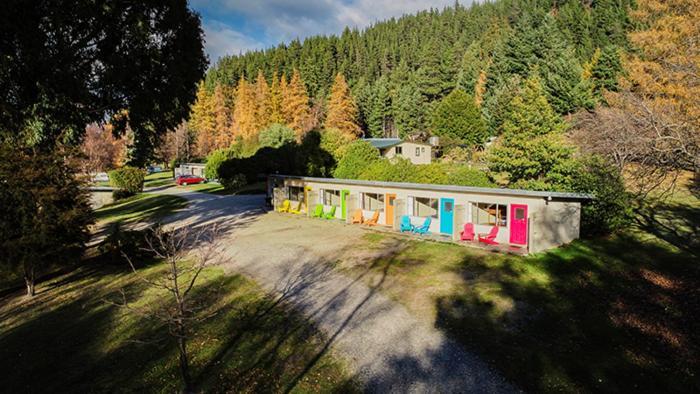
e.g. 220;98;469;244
385;194;396;226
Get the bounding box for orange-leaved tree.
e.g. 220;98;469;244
325;73;362;137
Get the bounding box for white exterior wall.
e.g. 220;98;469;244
382;142;432;165
278;178;583;253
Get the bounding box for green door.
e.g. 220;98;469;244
341;190;350;219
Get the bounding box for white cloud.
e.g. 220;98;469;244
202;21;264;63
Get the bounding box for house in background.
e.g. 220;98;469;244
175;162;206;178
364;138;432;165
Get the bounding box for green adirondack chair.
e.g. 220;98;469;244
324;205;337;219
312;204;324;218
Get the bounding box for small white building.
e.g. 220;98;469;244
175;162;206;178
364;138;432;165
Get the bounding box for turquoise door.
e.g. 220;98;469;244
440;198;454;234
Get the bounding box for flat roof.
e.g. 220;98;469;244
363;138;432;149
270;174;592;200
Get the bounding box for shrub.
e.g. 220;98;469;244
445;165;495;187
258;123;295;148
109;166;145;194
205;148;237;180
112;189;135;200
320;127;355;161
431;89;488;147
99;223;161;266
220;173;247;191
333;140;380;179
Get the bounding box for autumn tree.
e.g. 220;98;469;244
157;122;196;166
232;76;258;141
269;72;284;124
325;73;361;137
190;82;217;157
281;69;311;139
81;123;127;174
211;84;233;149
254;70;272;131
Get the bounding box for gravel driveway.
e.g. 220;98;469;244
156;187;518;393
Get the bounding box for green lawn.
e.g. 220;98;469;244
186;181;266;196
339;186;700;393
144;171;175;188
95;193;187;224
0;264;358;392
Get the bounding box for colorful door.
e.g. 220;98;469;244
385;194;396;226
340;190;350;219
509;204;528;245
440;198;454;234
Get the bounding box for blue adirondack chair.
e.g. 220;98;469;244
413;217;431;235
400;215;414;232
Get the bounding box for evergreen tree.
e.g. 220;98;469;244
584;46;622;96
282;69;311;139
367;76;393;137
232;77;257;141
482;75;521;135
488;75;575;189
325;73;362;137
258;123;295;148
393;80;426;138
431;89;487;147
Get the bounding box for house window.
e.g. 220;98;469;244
410;196;438;218
421;147;426;153
288;186;305;202
361;193;384;211
395;146;402;155
321;189;341;206
471;202;507;226
515;207;525;220
415;147;420;157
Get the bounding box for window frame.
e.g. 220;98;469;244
395;146;402;155
361;192;385;212
287;186;305;202
320;188;341;206
409;196;439;219
471;202;507;227
415;147;420;157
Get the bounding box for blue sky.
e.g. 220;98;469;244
190;0;464;64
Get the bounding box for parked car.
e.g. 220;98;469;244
146;165;163;174
176;174;206;185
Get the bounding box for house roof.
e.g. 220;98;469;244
270;174;593;201
363;138;402;149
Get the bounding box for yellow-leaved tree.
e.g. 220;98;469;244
211;83;233;149
281;69;311;139
254;70;272;131
232;76;258;141
269;71;284;124
189;82;216;157
325;73;361;137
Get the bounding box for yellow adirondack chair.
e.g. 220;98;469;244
277;200;291;213
289;201;304;214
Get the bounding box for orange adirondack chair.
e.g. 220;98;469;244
365;211;380;226
478;226;499;245
351;209;364;224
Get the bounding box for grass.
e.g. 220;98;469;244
0;263;358;392
338;183;700;393
143;171;175;188
94;193;187;224
186;181;267;196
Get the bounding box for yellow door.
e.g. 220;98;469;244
386;194;396;226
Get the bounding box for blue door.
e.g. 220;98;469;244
440;198;454;234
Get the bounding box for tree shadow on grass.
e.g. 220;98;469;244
435;235;700;393
635;201;700;256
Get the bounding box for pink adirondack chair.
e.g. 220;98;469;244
478;226;499;245
460;223;475;241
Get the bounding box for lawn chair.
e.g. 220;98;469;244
312;204;324;218
478;225;499;245
277;200;291;213
460;223;475;241
290;201;304;214
400;215;414;232
324;205;337;220
365;211;380;226
412;217;431;235
351;209;364;224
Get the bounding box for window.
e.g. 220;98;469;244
395;146;403;155
515;207;525;220
415;147;420;157
471;203;507;226
421;147;426;153
288;186;305;202
361;193;384;211
410;196;438;218
321;189;341;206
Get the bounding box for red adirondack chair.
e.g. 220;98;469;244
478;226;499;245
460;223;475;241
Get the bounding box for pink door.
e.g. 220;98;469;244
509;204;528;245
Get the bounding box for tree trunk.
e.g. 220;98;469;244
24;265;35;297
178;334;191;393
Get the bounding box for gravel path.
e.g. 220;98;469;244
156;187;518;393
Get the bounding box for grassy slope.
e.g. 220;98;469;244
341;185;699;393
0;189;357;392
143;171;175;188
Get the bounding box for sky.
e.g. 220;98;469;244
190;0;466;64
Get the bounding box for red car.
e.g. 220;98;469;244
176;175;206;185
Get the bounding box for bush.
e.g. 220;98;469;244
112;189;135;200
258;123;295;148
320;127;355;161
446;165;496;188
333;140;381;179
99;223;162;266
220;173;247;191
570;156;633;236
109;166;145;194
205;148;237;180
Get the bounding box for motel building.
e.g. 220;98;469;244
269;175;592;254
